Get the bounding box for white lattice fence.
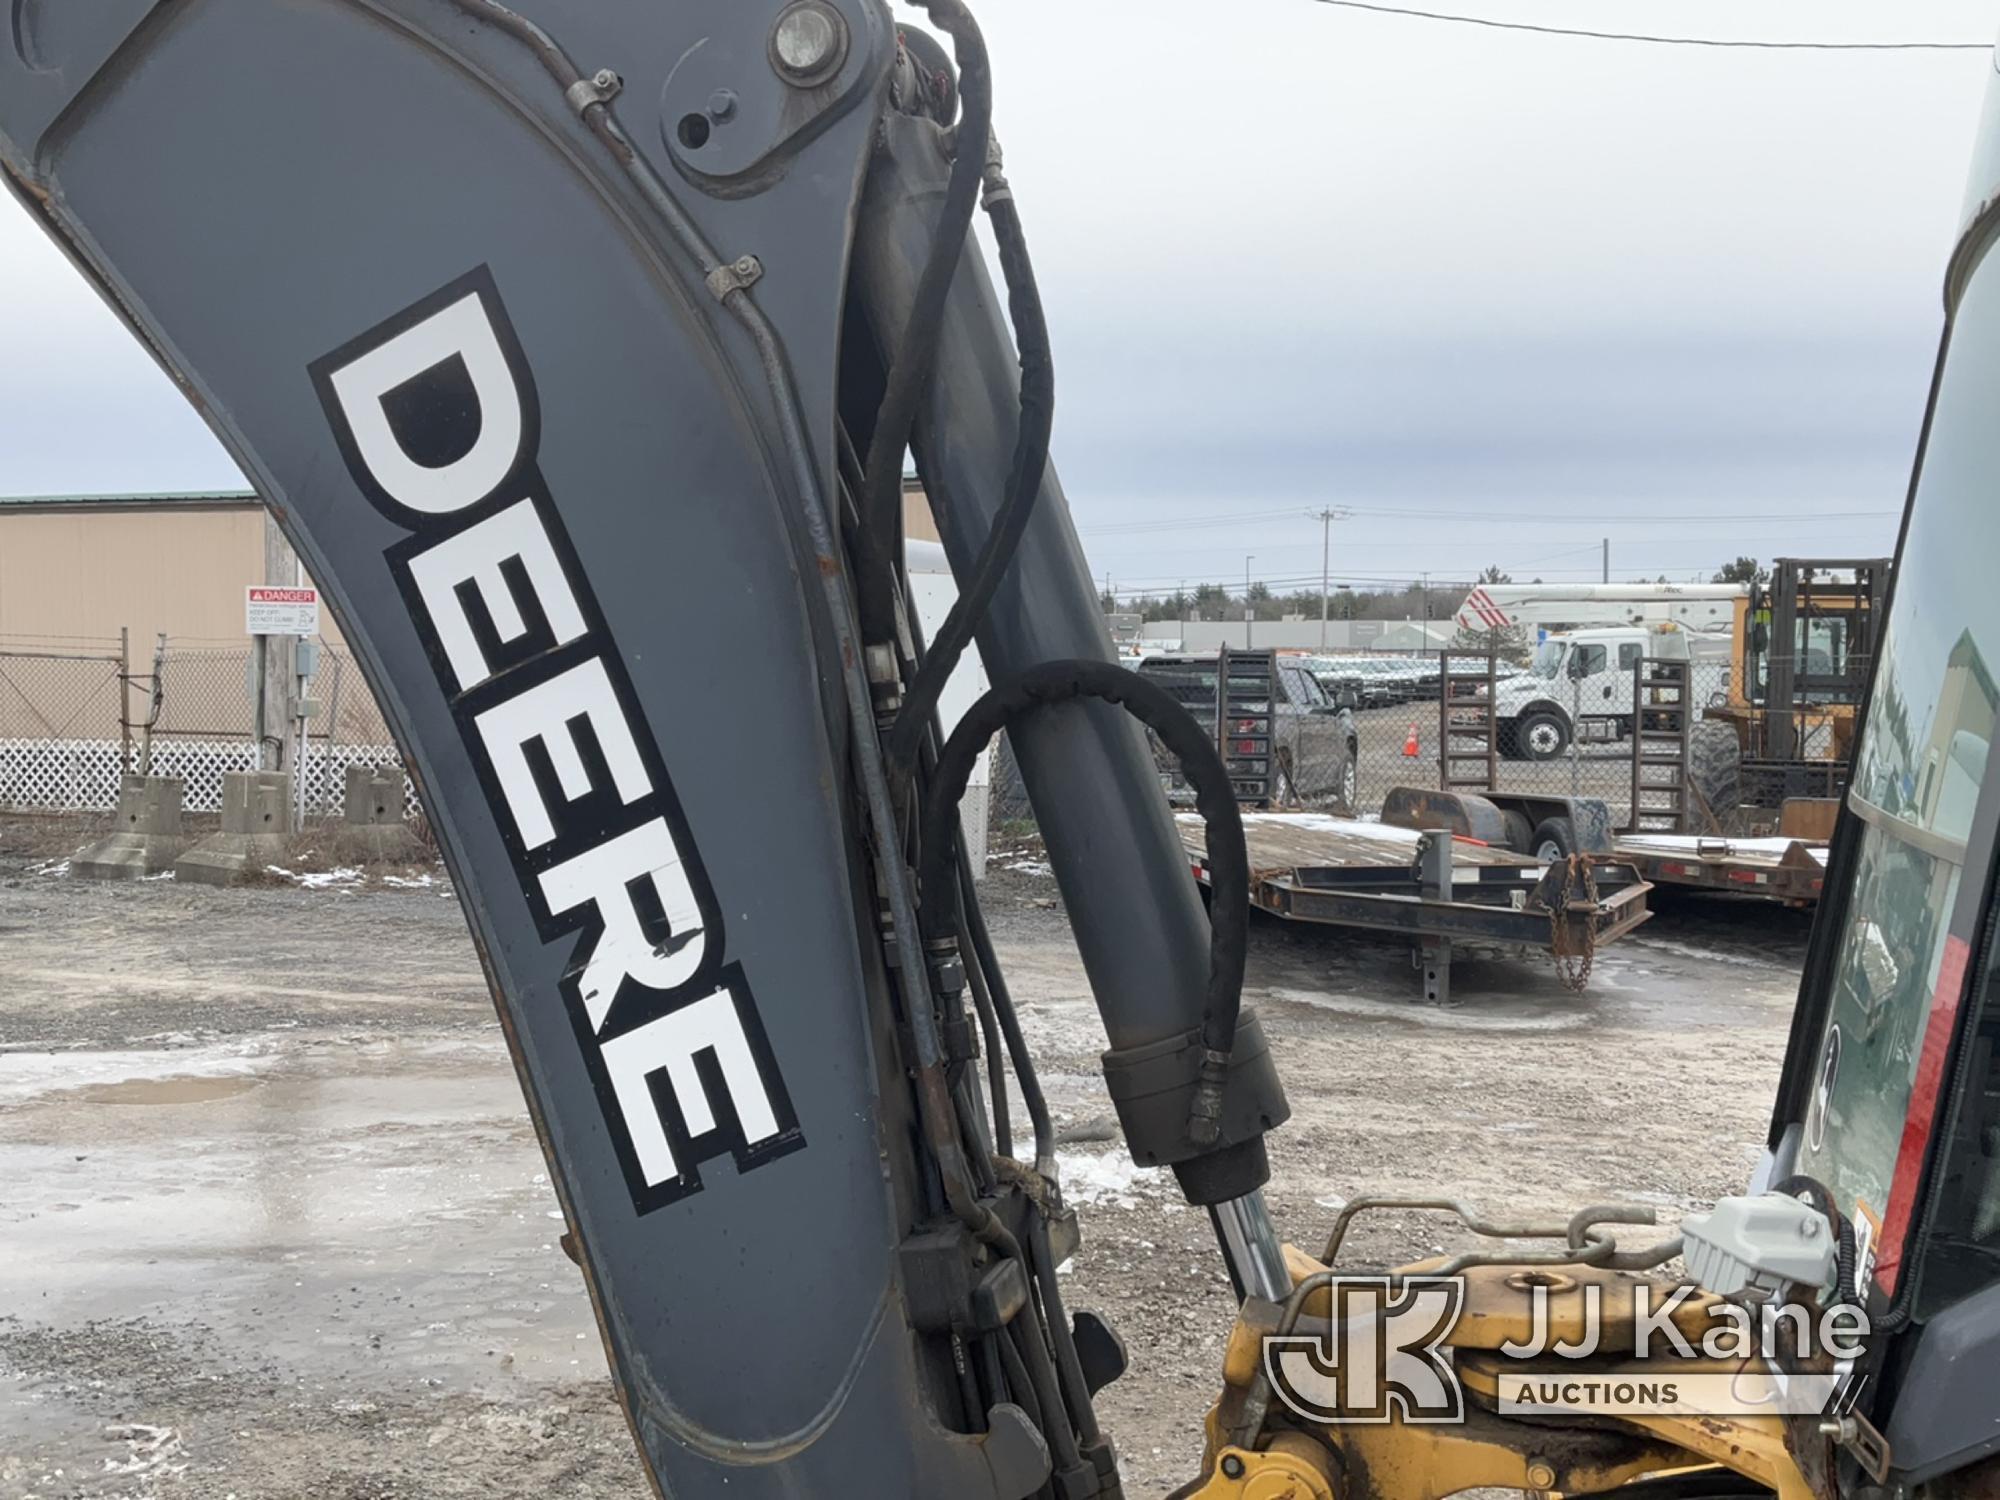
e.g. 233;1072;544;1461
0;737;124;811
0;735;417;817
148;737;259;812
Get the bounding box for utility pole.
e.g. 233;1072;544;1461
256;511;302;831
1244;555;1255;649
1602;538;1609;583
1307;507;1349;651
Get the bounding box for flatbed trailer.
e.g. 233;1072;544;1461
1610;832;1828;905
1177;812;1652;1002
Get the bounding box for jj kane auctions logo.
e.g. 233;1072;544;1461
1264;1276;1865;1423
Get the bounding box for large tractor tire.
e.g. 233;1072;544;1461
1688;719;1743;834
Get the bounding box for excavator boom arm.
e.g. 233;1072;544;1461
0;3;1284;1494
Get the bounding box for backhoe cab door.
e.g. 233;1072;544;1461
1765;117;2000;1486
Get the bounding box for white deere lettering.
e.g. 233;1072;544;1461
327;291;525;514
316;271;795;1212
539;818;708;1030
475;656;650;850
602;991;782;1189
407;498;586;692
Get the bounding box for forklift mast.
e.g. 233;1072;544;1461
1751;557;1891;761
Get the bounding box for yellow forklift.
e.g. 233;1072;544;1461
1691;558;1891;836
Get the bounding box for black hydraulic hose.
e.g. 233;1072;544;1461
952;1073;1000;1195
952;1335;986;1435
994;1317;1047;1439
920;660;1250;1147
472;0;1003;1255
856;0;993;640
1008;1314;1083;1476
1028;1216;1104;1448
886;185;1054;774
959;834;1055;1173
958;882;1013;1162
901;553;1021;1170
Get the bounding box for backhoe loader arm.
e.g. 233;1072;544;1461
0;3;1285;1494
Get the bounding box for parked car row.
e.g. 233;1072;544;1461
1295;652;1524;708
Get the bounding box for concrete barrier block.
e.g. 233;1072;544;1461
72;775;190;879
176;771;292;886
343;765;404;827
220;771;290;836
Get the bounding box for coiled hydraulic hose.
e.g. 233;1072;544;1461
918;660;1250;1146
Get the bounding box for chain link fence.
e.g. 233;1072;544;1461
0;633;412;818
1334;651;1733;830
6;630;1754;838
984;648;1742;840
0;637;131;811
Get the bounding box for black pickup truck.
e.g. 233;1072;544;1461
1137;652;1359;808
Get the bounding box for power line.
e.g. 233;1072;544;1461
1078;504;1898;535
1305;0;1991;51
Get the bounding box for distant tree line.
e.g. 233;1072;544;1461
1099;578;1494;624
1098;559;1763;634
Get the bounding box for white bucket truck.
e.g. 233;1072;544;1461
1493;624;1715;760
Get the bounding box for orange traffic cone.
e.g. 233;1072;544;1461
1402;724;1420;757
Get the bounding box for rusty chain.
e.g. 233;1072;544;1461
1546;852;1600;992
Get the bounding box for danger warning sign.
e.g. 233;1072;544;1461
245;585;320;635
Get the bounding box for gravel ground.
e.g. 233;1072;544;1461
0;816;1813;1498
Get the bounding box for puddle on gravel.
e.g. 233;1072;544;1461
69;1075;261;1105
0;1030;598;1424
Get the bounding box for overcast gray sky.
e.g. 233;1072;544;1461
2;0;1994;600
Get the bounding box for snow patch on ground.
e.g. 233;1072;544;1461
265;865;363;890
1057;1148;1163;1209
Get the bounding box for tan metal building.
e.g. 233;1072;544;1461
0;481;954;813
0;490;344;648
0;478;941;648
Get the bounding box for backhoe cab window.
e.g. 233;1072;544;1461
1794;260;2000;1285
